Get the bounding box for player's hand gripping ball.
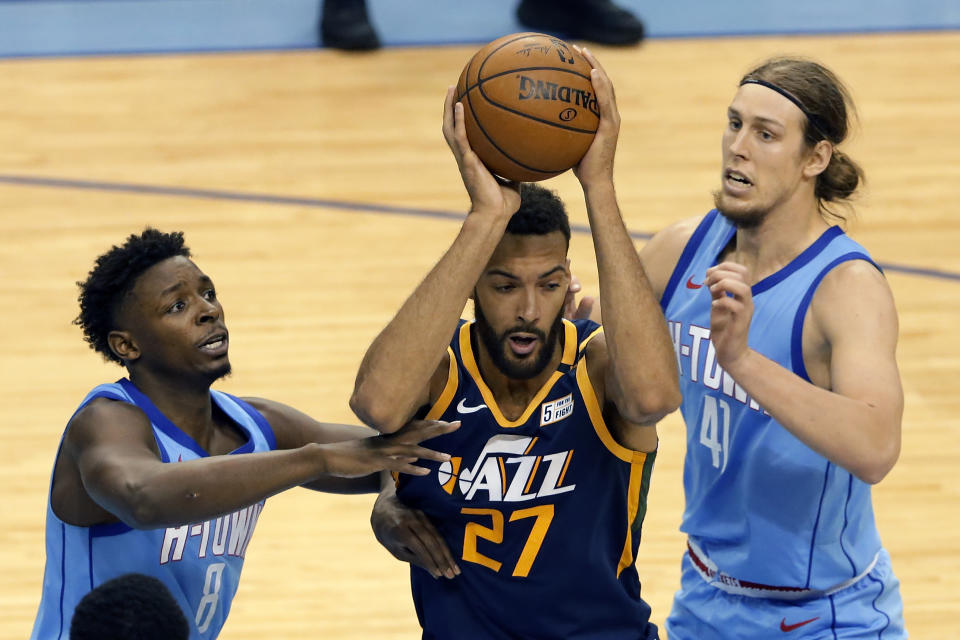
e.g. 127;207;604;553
456;32;599;182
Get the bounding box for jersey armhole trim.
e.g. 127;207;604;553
226;393;278;451
578;326;603;352
575;350;642;464
660;210;719;311
790;252;876;381
425;347;458;420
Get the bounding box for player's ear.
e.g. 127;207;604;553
803;139;832;178
108;330;141;363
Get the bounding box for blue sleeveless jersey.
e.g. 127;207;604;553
31;378;277;640
397;319;658;639
661;209;886;591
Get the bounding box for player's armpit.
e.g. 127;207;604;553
604;408;659;453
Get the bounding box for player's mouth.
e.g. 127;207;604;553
197;331;229;356
724;169;753;194
507;333;539;357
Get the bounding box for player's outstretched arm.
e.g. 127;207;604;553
62;399;455;529
247;397;460;493
572;47;680;424
351;87;519;433
707;260;902;484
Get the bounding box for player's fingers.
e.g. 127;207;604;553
576;296;596;321
710;296;745;319
581;47;617;106
578;46;606;74
414;511;460;577
393;462;432;476
710;277;750;300
405;419;461;442
452;102;472;154
403;445;451;463
442;86;457;146
706;262;749;282
401;526;447;579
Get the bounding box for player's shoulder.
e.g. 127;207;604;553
810;257;896;336
66;396;153;448
813;257;890;305
640;214;709;298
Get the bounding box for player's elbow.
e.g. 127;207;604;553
856;439;901;485
620;388;682;425
349;389;404;434
114;478;165;529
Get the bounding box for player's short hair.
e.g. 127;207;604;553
74;228;191;365
506;184;571;247
740;57;863;222
69;573;189;640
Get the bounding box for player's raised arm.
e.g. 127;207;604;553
350;87;520;433
574;47;680;424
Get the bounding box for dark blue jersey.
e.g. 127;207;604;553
397;319;658;639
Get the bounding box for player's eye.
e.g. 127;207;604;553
167;300;185;313
203;289;217;301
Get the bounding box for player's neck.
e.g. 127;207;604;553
728;199;830;284
128;368;217;436
476;339;562;421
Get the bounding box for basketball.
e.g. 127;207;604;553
455;32;599;182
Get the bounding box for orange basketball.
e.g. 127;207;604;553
455;32;599;182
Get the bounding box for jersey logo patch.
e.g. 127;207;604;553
435;434;575;502
780;617;819;632
686;275;704;289
457;398;488;414
540;394;573;426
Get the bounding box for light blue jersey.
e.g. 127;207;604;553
31;378;276;640
661;211;905;638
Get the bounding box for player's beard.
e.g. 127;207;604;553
713;189;769;229
473;299;563;380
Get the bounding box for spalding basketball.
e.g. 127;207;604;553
456;32;599;182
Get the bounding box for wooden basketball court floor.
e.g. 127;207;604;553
1;31;957;639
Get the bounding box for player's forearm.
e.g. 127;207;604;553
352;214;508;432
91;445;328;528
585;183;680;420
726;350;901;484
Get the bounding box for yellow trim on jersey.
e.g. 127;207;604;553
575;350;640;463
458;319;578;428
616;455;648;577
574;336;652;576
578;325;604;352
425;346;458;420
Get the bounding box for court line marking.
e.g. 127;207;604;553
2;173;957;283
